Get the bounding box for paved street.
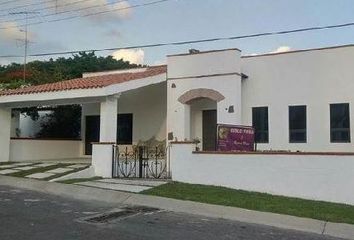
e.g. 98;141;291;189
0;185;346;240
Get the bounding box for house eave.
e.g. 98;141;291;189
0;73;167;108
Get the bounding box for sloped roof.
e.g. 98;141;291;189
0;65;167;96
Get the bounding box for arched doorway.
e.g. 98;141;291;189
189;98;217;151
178;88;225;151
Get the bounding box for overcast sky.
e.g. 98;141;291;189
1;0;354;66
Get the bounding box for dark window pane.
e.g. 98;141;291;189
117;114;133;144
289;106;307;143
252;107;269;143
330;104;350;143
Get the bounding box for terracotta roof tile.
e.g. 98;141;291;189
0;65;167;96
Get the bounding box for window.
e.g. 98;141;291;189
289;106;307;143
117;114;133;144
330;103;350;143
252;107;269;143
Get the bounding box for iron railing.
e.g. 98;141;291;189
112;145;169;179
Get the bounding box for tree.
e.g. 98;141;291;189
36;105;82;139
0;52;140;87
1;52;140;138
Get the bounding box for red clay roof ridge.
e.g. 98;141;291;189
0;65;167;96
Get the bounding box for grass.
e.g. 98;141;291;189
57;177;102;184
8;163;73;178
142;182;354;224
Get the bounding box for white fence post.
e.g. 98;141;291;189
92;143;114;178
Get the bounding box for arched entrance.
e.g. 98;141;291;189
178;88;225;151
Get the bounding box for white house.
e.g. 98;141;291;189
2;44;354;204
1;44;354;163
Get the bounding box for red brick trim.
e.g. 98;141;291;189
193;151;354;156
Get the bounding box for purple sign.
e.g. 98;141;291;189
217;125;255;152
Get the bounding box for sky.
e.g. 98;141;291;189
1;0;354;66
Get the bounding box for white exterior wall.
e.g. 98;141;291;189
168;49;242;78
167;49;242;142
171;143;354;205
9;139;81;162
0;107;11;162
241;46;354;152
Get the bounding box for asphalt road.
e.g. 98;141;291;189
0;185;346;240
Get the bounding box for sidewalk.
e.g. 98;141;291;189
0;175;353;240
74;178;168;193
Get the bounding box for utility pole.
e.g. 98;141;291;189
9;11;39;82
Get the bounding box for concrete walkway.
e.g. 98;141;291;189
0;162;90;179
75;178;168;193
29;158;92;164
0;175;353;240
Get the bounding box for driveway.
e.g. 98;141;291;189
0;162;89;180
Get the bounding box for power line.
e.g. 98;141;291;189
0;0;28;7
0;0;58;11
0;0;170;29
0;0;130;23
0;0;93;15
2;21;354;58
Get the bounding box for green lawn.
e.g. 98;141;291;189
142;182;354;224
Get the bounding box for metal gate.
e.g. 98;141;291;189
112;145;169;179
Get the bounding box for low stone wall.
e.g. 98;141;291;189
10;138;82;162
170;142;354;205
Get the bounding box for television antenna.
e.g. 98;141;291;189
9;11;39;82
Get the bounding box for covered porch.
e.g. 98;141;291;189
0;66;167;173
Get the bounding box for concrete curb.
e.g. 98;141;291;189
0;176;353;240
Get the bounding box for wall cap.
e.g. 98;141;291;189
91;142;116;145
193;151;354;156
170;141;196;145
167;48;241;57
11;137;82;141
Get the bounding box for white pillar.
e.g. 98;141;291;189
0;107;11;162
92;95;119;178
92;143;114;178
99;95;119;143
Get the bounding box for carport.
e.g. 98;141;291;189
0;66;167;165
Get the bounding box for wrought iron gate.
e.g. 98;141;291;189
112;145;169;179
